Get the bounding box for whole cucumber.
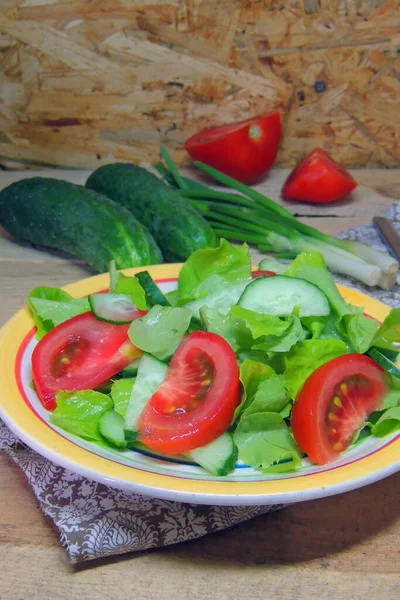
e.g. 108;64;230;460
0;177;163;272
86;163;218;261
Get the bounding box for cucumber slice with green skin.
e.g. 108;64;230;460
237;275;330;317
120;358;141;378
188;432;238;476
89;292;139;324
123;353;168;439
367;347;400;379
135;271;171;307
99;410;128;449
378;348;400;363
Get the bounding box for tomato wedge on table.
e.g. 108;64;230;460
184;111;282;185
290;354;388;465
32;312;143;411
137;331;241;454
282;147;357;205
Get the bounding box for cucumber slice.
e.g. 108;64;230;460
99;410;128;448
379;348;400;363
120;358;141;378
367;347;400;379
237;275;330;317
188;432;237;476
124;353;168;439
135;271;171;307
184;281;248;319
89;292;139;324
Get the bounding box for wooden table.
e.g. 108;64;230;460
0;168;400;599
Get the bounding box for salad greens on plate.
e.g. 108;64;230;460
27;240;400;476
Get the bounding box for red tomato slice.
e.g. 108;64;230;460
251;270;276;278
290;354;388;465
32;312;143;411
282;147;357;204
184;111;281;185
137;331;241;454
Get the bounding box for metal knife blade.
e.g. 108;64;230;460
373;216;400;262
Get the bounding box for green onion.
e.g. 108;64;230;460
158;148;398;289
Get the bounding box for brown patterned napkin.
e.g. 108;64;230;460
1;204;399;563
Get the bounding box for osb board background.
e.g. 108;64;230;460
0;0;399;171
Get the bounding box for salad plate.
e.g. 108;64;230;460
0;263;399;506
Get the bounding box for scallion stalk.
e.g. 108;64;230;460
158;148;399;289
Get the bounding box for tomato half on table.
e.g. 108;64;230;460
32;312;144;411
282;147;357;204
290;354;388;465
137;331;241;454
184;111;281;185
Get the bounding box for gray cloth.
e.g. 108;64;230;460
1;203;399;563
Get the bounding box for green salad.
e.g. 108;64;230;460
27;240;400;476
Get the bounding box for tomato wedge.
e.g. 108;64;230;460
32;312;143;411
137;331;241;454
251;270;276;278
282;147;357;204
290;354;388;465
184;111;281;185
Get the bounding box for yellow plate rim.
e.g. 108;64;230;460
0;263;399;506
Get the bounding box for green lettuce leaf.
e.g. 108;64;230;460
28;286;90;339
110;378;135;417
128;305;192;360
110;270;146;310
340;307;379;354
234;360;277;421
258;256;288;275
301;315;327;339
241;376;290;417
252;315;305;353
50;390;112;441
370;309;400;354
371;407;400;437
285;250;379;353
200;307;253;352
282;338;347;399
233;412;302;471
177;239;251;303
202;306;304;355
230;305;290;339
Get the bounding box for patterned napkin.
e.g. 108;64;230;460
1;202;399;564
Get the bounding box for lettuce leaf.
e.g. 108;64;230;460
201;306;253;352
370;309;400;354
110;378;135;417
233;412;302;471
177;239;251;303
285;251;379;353
241;376;290;417
234;360;276;421
282;338;348;399
109;270;146;310
252;315;305;353
128;305;192;360
371;407;400;437
28;286;90;339
50;390;112;441
202;306;304;355
230;305;290;339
